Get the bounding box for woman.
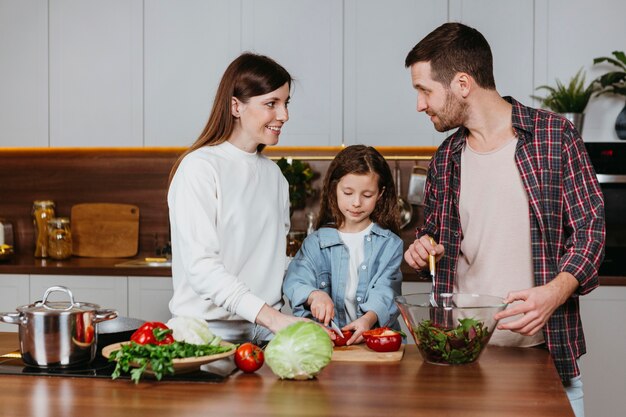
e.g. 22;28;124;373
168;52;303;343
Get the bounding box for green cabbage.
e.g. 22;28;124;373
166;316;221;346
265;322;333;380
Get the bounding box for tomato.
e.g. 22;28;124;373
234;343;264;373
362;327;404;352
130;322;174;345
332;330;353;347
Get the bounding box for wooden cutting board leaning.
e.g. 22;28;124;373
331;344;405;362
70;203;140;258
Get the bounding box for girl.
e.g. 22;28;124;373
167;53;303;343
283;145;403;345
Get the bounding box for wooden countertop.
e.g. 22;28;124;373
0;333;573;417
1;253;625;285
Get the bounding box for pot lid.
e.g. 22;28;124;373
17;286;101;314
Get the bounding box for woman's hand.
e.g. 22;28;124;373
255;304;306;334
306;290;335;326
255;304;335;339
343;311;378;345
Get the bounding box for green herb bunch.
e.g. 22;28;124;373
593;50;626;98
276;157;316;214
415;317;490;365
532;68;596;113
109;341;234;383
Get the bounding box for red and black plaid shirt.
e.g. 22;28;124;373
417;97;605;382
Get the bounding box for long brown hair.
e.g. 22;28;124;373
316;145;401;235
405;22;496;90
169;52;292;185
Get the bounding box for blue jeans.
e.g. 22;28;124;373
564;362;584;417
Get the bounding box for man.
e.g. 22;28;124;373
403;23;604;417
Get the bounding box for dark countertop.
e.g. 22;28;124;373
1;253;625;285
0;253;171;277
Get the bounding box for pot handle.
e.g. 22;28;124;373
0;312;24;325
39;285;76;311
93;309;118;323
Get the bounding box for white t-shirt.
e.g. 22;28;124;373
339;223;373;322
456;138;544;347
167;141;290;340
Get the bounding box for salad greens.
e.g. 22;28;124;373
414;317;490;365
109;341;234;383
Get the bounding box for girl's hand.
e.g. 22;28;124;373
344;311;378;345
306;290;335;326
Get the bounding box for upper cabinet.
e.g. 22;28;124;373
239;0;343;147
144;0;241;147
0;0;48;147
1;1;625;147
49;0;143;147
343;0;448;147
535;0;626;142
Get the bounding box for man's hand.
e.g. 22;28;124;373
495;272;579;335
404;234;444;270
307;290;335;326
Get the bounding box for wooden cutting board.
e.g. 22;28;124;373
71;203;139;258
331;344;405;362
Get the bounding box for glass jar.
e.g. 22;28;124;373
47;217;72;260
32;200;56;258
286;230;306;257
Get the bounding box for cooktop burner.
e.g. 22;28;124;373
0;354;232;383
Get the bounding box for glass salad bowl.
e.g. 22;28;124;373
395;293;507;365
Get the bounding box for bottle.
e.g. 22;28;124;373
32;200;55;258
306;211;316;236
47;217;72;260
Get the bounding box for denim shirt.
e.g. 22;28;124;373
283;223;403;329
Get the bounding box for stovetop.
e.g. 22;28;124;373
0;354;233;383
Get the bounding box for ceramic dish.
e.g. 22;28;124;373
101;341;236;374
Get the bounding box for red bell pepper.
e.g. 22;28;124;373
130;322;175;345
362;327;404;352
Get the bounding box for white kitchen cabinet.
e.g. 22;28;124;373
143;0;241;147
241;0;343;147
48;0;143;147
128;276;173;323
449;0;535;104
0;0;48;147
0;275;30;333
343;0;448;147
579;286;626;417
535;0;626;142
29;275;128;317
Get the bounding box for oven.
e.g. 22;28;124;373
585;142;626;276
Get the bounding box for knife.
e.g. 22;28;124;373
329;319;343;336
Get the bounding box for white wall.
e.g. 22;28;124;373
1;0;625;147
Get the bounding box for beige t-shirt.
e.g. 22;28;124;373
456;138;544;347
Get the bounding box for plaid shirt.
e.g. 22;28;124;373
417;97;605;382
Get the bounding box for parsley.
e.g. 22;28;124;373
109;341;234;383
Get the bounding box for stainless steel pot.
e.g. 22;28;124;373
0;286;117;368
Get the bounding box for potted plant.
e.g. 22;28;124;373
276;157;316;217
532;68;596;133
593;50;626;140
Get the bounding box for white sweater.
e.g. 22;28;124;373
168;141;290;335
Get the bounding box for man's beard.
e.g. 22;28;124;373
431;90;467;132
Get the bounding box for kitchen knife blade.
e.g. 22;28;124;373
329;319;343;336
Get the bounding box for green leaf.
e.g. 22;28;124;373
533;68;594;113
